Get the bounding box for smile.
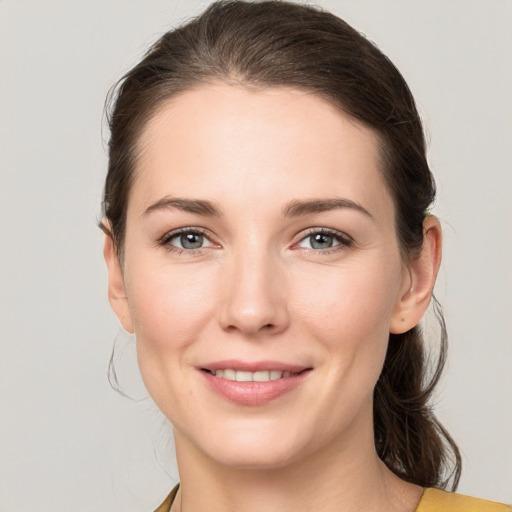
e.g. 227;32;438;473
206;369;299;382
200;364;312;405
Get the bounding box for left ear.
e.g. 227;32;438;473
390;216;442;334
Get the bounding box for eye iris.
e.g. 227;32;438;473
310;233;333;249
180;233;203;249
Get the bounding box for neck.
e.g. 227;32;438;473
171;417;422;512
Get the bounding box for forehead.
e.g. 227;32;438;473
131;83;391;218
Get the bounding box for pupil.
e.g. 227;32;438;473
181;233;203;249
311;233;332;249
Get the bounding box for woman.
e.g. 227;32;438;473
100;1;510;511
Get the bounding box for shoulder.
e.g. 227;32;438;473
154;484;180;512
416;488;511;512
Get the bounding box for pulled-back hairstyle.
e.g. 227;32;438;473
101;0;461;490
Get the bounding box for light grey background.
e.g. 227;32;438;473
1;1;511;510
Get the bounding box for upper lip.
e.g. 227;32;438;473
199;360;311;373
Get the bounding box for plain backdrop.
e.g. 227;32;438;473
1;1;511;510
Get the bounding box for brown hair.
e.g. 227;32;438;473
101;0;461;490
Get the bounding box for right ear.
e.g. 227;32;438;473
103;233;134;333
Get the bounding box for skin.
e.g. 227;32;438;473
104;84;442;512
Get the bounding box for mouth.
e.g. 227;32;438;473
202;368;306;382
199;362;312;405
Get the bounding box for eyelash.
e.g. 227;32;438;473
293;228;354;255
158;227;215;256
158;227;354;255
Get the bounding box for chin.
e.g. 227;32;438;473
210;445;303;471
193;422;314;471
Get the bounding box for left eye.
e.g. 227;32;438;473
297;231;349;250
166;230;214;250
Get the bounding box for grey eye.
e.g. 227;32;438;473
178;232;205;249
164;230;214;251
309;233;335;249
296;230;350;251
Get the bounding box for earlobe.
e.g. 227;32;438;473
103;233;134;334
390;216;442;334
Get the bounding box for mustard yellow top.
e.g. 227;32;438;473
154;485;511;512
416;488;511;512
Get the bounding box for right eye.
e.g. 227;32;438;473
160;228;215;252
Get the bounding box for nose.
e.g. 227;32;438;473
218;249;289;337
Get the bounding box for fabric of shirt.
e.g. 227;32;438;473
417;488;511;512
154;485;511;512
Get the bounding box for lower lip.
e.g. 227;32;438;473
200;370;311;406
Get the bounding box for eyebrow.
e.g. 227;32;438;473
142;196;373;220
282;198;374;219
143;196;223;217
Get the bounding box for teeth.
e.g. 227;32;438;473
253;371;270;382
236;370;253;382
223;369;235;380
209;369;298;382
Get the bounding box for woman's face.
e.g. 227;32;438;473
108;84;415;469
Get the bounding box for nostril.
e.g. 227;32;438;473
219;298;289;335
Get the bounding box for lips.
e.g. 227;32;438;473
206;369;299;381
199;360;312;405
201;359;309;373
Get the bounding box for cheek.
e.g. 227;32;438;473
297;257;400;313
124;258;220;414
291;258;402;361
125;259;217;347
